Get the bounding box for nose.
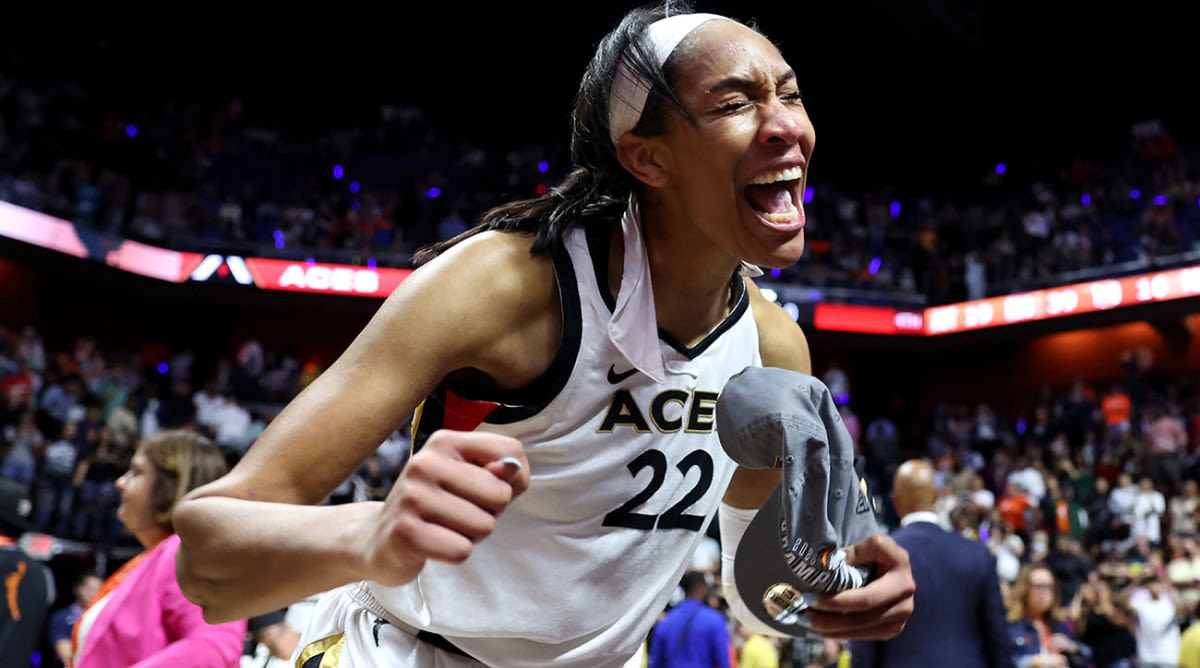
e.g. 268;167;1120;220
757;99;808;147
115;471;129;491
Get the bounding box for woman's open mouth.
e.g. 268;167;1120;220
745;166;805;230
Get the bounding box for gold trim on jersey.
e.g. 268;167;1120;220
295;632;346;668
410;398;426;456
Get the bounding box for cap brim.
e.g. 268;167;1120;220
733;485;820;634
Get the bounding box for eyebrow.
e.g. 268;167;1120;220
707;69;797;95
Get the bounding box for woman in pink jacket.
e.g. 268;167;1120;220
72;429;246;668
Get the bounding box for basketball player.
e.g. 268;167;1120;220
173;3;915;666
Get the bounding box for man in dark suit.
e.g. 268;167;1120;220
849;460;1010;668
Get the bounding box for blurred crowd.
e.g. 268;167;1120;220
2;53;1200;308
0;325;414;545
0;49;563;269
4;34;1200;668
645;346;1200;667
0;326;409;666
4;323;1198;666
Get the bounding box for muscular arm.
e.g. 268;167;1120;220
721;280;915;641
719;280;810;636
723;279;810;508
173;232;559;622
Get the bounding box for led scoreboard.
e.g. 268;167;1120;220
924;267;1200;335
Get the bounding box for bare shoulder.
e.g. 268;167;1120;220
402;230;556;320
400;230;562;384
200;230;561;505
744;277;812;374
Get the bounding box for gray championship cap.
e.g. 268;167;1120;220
716;367;883;635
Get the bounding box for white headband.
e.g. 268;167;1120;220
607;13;734;145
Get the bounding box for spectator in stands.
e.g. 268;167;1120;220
46;571;101;668
1;411;42;486
1060;379;1095;450
1006;564;1090;668
1076;576;1136;668
1083;476;1116;550
990;525;1024;585
823;359;851;406
104;393;138;449
350;454;391;503
0;383;25;437
964;249;988;300
1121;348;1154;427
199;390;251;453
933;472;960;528
849;459;1010;668
1129;573;1184;668
735;621;780;668
1102;383;1133;446
0;478;56;668
1094;451;1121;488
241;593;323;668
13;328;46;376
192;379;222;429
243;607;303;668
71;429;246;667
999;482;1035;538
1060;451;1095;504
1171;479;1200;538
33;420;79;536
1181;601;1200;668
1043;533;1092;607
968;472;996;512
1143;403;1188;496
1135;200;1183;259
70;426;124;542
1056;484;1088;545
0;360;37;412
840;401;863;451
648;571;730;668
1110;473;1139;547
37;373;84;438
1029;529;1052;564
1166;535;1200;615
436;207;468;241
864;412;902;494
157;378;198;431
1132;475;1167;550
1008;456;1048;506
1026;403;1058;453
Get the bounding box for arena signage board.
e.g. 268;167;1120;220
2;201;1197;330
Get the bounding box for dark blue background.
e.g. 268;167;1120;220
3;0;1197;192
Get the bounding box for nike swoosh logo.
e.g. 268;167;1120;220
607;365;638;384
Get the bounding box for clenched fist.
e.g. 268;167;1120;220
353;430;530;587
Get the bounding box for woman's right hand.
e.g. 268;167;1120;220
355;430;530;587
1048;633;1078;655
1031;652;1068;668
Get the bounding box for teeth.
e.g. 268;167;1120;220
749;166;804;185
762;203;800;223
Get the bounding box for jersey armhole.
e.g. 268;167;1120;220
411;238;583;450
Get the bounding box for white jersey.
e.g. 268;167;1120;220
353;211;762;667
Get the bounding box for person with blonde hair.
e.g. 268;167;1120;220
71;429;246;667
1006;565;1089;668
